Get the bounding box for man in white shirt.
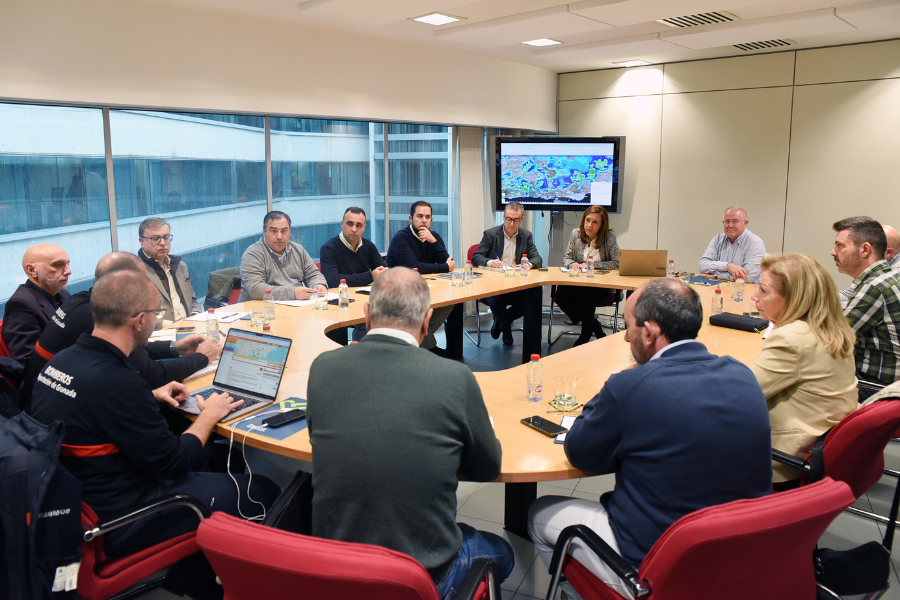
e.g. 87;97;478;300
137;217;201;328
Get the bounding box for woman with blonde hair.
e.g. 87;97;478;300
555;206;620;346
750;253;857;490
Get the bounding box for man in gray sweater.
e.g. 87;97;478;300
238;211;328;302
307;267;514;597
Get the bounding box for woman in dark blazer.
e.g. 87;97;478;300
555;206;620;346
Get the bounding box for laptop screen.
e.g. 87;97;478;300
212;329;292;400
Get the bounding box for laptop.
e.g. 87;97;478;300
178;328;292;422
619;249;668;277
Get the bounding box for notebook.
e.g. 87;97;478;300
178;328;292;422
619;249;668;277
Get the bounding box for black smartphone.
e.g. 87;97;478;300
355;290;370;295
175;326;195;332
327;298;356;305
262;409;307;428
521;416;568;437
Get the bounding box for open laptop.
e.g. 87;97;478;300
178;328;292;422
619;249;668;277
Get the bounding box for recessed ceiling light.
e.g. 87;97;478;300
613;59;653;67
523;38;562;47
412;13;462;26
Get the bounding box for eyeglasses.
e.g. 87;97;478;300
140;234;173;244
504;217;523;224
131;307;167;319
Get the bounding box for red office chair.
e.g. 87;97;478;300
0;319;12;358
544;477;855;600
197;512;501;600
78;495;209;600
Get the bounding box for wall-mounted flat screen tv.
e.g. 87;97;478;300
495;136;625;213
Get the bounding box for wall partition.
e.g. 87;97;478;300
0;104;458;313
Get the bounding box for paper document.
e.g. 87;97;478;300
183;361;218;382
186;311;248;323
149;330;177;342
273;293;339;307
555;415;578;444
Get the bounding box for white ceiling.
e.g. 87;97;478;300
152;0;900;72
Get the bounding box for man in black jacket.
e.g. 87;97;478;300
2;244;72;364
19;253;221;412
472;202;543;362
30;270;278;556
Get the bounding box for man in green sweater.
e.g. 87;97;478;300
307;267;514;597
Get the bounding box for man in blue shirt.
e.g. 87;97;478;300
528;278;772;598
698;206;766;283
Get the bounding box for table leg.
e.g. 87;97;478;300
504;482;537;540
446;303;464;358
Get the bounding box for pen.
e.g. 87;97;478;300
218;312;236;319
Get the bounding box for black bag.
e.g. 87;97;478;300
261;470;313;535
708;312;769;332
814;542;891;595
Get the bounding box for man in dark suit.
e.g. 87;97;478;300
472;202;543;362
2;244;72;364
307;267;514;597
527;279;772;598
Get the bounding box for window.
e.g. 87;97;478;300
0;103;112;313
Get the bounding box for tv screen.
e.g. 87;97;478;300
495;136;625;213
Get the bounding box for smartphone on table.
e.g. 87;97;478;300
521;416;569;437
262;409;307;428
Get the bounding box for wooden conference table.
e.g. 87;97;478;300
180;269;766;538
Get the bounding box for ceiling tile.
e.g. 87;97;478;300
534;33;689;65
836;0;900;28
296;0;474;26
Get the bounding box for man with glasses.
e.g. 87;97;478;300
2;243;72;364
472;202;543;362
30;269;279;562
137;217;201;328
698;206;766;284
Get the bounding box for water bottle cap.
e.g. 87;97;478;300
715;288;721;293
522;254;527;257
414;268;418;272
467;260;471;264
530;354;540;360
340;279;346;283
262;324;270;331
264;289;271;293
669;259;674;263
737;275;744;279
350;341;359;344
207;309;214;313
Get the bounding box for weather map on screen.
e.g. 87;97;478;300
500;142;615;207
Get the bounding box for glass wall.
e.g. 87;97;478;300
0;103;112;314
0;103;459;315
111;110;267;305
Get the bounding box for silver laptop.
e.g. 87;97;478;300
179;328;292;422
619;249;668;277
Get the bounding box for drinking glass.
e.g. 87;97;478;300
451;269;465;287
554;375;577;407
313;289;328;310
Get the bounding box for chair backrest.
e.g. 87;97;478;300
0;320;11;359
197;512;442;600
467;244;479;264
622;478;854;600
821;399;900;498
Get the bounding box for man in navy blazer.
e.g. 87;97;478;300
528;278;772;598
2;244;72;364
471;202;543;362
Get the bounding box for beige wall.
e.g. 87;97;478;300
0;0;557;131
559;40;900;286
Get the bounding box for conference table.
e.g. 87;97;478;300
180;268;766;538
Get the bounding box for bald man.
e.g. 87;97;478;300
698;207;766;284
839;224;900;307
2;244;72;363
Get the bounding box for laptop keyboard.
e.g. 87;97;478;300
194;388;265;416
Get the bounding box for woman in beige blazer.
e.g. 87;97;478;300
750;253;858;489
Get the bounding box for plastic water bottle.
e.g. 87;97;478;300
666;259;676;278
263;288;275;322
520;254;530;276
587;255;595;279
338;279;349;309
712;288;723;315
526;354;543;403
465;261;474;285
206;309;219;342
734;275;745;302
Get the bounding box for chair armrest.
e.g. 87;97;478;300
456;557;501;600
771;449;810;474
546;525;650;599
83;493;209;542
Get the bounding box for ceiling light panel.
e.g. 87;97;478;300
660;8;856;50
413;13;461;26
533;33;689;65
434;5;610;48
613;59;653;66
523;38;562;46
836;0;900;29
297;0;472;26
569;0;780;28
